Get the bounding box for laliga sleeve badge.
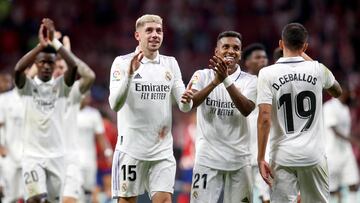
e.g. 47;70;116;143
165;71;172;81
112;70;121;81
191;72;200;84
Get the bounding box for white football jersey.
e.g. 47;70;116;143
324;98;352;157
257;57;336;167
0;89;25;163
109;52;191;160
248;106;269;165
64;81;82;163
17;76;70;158
191;66;257;170
75;106;104;167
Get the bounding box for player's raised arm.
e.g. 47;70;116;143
14;24;47;88
108;52;143;111
42;18;77;87
213;56;255;116
63;35;96;93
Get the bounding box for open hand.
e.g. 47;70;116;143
129;51;144;76
181;82;194;104
209;55;228;83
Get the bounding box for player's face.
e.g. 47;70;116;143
135;22;163;53
215;37;241;69
246;50;268;75
35;53;56;82
53;58;68;78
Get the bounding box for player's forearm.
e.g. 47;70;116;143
14;44;43;88
226;85;255;116
326;80;342;98
191;82;217;108
58;47;78;87
257;118;270;161
257;104;271;161
74;55;95;93
108;76;132;111
172;86;193;112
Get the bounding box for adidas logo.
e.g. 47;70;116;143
134;73;142;79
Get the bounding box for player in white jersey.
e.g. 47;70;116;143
49;34;100;203
243;43;270;203
324;84;359;203
0;85;25;203
14;18;78;203
188;31;256;203
108;14;193;203
257;23;342;203
75;93;110;202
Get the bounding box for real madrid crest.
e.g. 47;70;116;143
165;71;172;81
192;191;199;199
121;183;127;192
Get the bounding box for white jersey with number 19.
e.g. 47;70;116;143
257;57;335;167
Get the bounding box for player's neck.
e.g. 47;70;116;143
227;65;238;75
283;48;303;58
143;50;158;60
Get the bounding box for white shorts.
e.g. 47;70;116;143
63;163;83;199
270;157;329;203
80;163;97;192
22;156;65;202
190;164;252;203
2;157;23;202
112;151;176;199
251;165;270;201
328;149;359;191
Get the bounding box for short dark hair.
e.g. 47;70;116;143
242;43;266;61
281;23;308;51
217;31;242;43
41;45;57;54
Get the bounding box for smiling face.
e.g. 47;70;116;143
135;22;163;53
215;36;242;72
35;52;56;82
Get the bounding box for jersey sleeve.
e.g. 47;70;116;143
170;57;192;112
190;70;205;91
59;76;72;97
256;69;273;105
16;77;33;96
319;63;335;89
242;76;257;104
108;56;132;111
68;81;82;105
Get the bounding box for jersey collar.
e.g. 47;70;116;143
134;47;160;64
34;76;55;85
276;56;305;64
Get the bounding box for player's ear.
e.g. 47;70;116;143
279;40;284;50
302;43;308;52
214;47;219;56
135;31;140;41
